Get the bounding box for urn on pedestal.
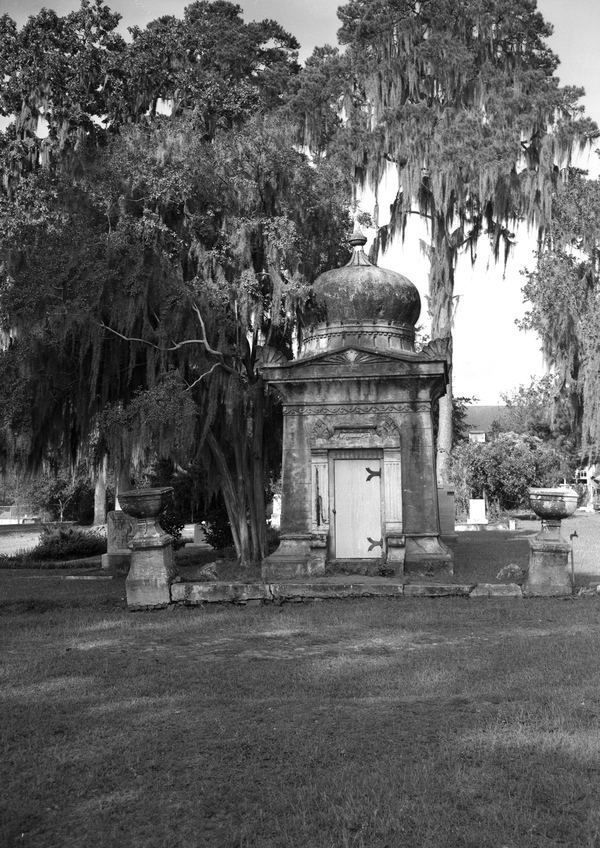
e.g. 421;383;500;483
525;487;578;596
119;487;178;609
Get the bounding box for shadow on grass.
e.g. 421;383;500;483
3;599;600;846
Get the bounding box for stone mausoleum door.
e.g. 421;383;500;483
333;456;382;559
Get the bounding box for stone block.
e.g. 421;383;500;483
269;582;404;600
171;582;270;604
404;584;473;597
126;541;177;609
524;537;572;596
470;583;522;598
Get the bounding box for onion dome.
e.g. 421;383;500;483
301;229;421;356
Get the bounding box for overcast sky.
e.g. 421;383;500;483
3;0;599;402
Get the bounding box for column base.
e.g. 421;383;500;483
126;535;177;609
404;535;454;577
524;536;572;596
262;534;326;580
386;534;406;573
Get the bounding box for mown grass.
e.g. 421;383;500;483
3;568;600;848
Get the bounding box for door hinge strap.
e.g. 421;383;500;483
367;537;383;551
365;467;381;481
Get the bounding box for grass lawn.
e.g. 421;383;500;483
3;570;600;847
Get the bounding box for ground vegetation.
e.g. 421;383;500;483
3;565;600;845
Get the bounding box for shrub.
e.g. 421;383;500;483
25;526;107;561
159;506;186;548
450;432;567;515
203;499;234;550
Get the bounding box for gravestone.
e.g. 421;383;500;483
101;510;136;569
468;498;488;525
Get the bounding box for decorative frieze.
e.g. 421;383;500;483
287;402;431;416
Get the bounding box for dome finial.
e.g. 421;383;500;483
348;226;368;248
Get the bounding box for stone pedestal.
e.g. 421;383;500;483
101;510;136;569
525;518;572;597
525;534;572;596
525;488;577;597
126;531;177;609
118;487;178;610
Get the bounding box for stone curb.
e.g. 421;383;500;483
166;580;526;606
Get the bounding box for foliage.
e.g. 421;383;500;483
451;432;567;515
24;525;107;561
158;506;186;548
203;496;234;551
293;0;598;481
0;2;353;566
20;468;94;523
520;171;600;459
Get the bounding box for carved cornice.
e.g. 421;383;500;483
310;415;404;449
286;402;431;416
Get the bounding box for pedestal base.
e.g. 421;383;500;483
525;535;572;596
261;534;326;580
126;533;177;609
404;535;454;576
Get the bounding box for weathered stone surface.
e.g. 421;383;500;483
126;541;177;609
262;536;325;580
470;583;522;598
171;582;270;604
101;510;136;569
270;582;404;600
404;584;473;597
524;537;572;596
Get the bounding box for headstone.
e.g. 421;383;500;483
468;498;488;525
101;510;136;569
438;488;455;535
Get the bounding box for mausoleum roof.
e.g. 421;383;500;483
307;230;421;327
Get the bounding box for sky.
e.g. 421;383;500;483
3;0;600;404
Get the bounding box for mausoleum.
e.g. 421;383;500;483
262;230;453;579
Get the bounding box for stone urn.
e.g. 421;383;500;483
118;487;174;543
528;487;578;541
119;487;177;610
525;487;578;597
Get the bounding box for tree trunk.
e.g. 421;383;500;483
206;430;252;565
430;215;456;486
93;454;108;525
114;458;132;511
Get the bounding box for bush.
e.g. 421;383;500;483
159;506;186;548
203;498;234;550
450;432;567;515
24;526;107;562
